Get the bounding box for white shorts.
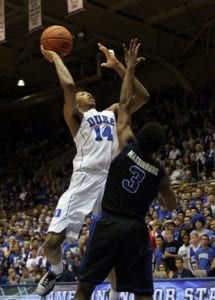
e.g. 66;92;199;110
48;171;107;240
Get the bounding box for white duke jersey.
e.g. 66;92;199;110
73;108;118;172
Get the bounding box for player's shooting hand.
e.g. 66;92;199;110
40;45;59;63
123;38;145;68
98;42;118;68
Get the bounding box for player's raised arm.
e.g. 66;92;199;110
41;46;82;137
117;39;144;149
98;42;150;112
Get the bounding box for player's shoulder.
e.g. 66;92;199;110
105;103;119;113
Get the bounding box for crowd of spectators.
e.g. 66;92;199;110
0;85;215;284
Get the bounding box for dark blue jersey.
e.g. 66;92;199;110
102;142;164;219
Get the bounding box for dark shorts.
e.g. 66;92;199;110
78;212;154;296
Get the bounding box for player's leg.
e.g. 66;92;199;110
36;171;95;297
36;230;66;296
92;175;120;300
107;269;120;300
78;213;120;297
35;187;71;297
44;231;66;273
74;281;95;300
115;218;154;299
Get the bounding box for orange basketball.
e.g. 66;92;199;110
41;25;73;57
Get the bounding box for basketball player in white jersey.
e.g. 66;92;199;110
36;41;150;297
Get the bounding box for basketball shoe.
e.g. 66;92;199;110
35;262;66;296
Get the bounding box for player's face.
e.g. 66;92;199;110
76;91;96;111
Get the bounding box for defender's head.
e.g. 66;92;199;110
137;122;165;155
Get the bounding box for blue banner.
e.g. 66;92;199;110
42;279;215;300
0;279;214;300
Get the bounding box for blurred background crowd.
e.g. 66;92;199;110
0;84;215;284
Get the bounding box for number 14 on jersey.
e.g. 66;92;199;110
94;125;113;141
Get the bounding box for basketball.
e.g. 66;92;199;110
40;25;73;57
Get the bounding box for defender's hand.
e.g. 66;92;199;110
123;39;145;68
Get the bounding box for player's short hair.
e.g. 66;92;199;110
137;122;165;155
75;87;86;94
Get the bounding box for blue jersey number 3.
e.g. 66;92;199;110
122;166;145;193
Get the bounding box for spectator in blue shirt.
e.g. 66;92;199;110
196;235;215;272
154;235;164;271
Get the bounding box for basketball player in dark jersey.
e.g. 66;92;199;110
74;39;176;300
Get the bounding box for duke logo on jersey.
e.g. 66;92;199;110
86;114;115;127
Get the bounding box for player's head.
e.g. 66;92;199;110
75;90;96;112
137;122;165;155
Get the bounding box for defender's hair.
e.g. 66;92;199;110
137;122;165;155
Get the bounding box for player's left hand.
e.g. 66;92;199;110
98;43;118;68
